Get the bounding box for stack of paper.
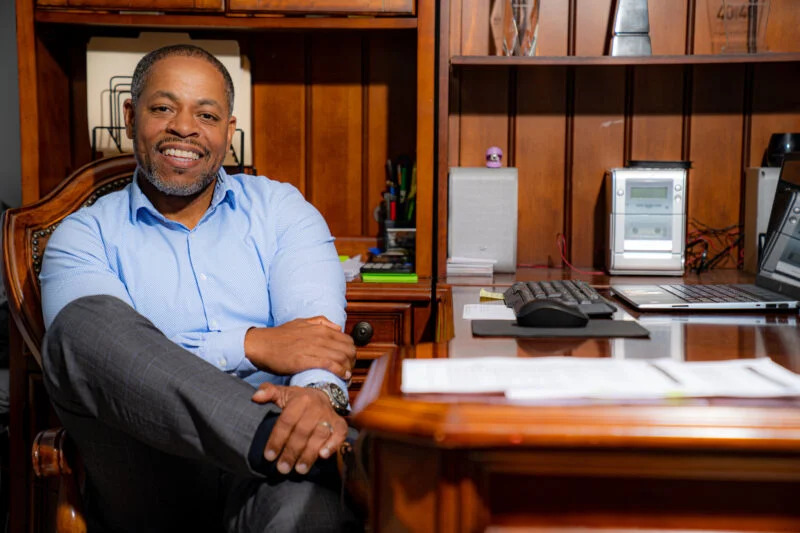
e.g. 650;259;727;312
446;257;495;277
340;255;364;282
401;356;800;401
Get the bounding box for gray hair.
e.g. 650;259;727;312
130;44;234;116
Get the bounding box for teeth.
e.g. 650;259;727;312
162;148;200;160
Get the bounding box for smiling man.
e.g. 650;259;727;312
38;45;361;532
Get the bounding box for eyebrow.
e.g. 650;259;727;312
150;91;223;110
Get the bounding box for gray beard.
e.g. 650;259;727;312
139;163;217;197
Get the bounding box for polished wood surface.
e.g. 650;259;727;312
228;0;414;14
352;273;800;532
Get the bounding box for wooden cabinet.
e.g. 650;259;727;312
437;0;800;277
228;0;414;14
35;0;223;9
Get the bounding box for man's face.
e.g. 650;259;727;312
124;55;236;197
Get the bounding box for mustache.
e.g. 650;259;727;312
155;137;208;156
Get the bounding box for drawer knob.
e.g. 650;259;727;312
351;321;374;346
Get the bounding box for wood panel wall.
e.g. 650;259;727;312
251;31;417;246
442;0;800;274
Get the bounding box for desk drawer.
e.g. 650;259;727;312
227;0;414;14
345;301;410;399
36;0;223;10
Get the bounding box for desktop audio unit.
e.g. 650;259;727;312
606;163;688;275
448;167;518;272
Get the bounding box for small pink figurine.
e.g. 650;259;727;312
486;146;503;168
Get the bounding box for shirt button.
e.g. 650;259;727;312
210;319;218;329
217;357;227;368
200;273;207;281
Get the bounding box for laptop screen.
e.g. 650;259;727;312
758;153;800;298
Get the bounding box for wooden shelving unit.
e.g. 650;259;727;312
451;51;800;66
437;0;800;278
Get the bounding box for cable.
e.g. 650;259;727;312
556;233;605;276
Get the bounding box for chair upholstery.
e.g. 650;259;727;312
3;154;137;533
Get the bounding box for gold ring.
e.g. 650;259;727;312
318;420;334;434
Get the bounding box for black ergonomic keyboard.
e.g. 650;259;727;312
503;280;617;318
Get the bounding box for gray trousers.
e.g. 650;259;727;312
42;295;360;533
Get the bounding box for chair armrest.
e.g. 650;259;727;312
32;427;87;533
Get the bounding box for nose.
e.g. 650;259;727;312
166;109;198;138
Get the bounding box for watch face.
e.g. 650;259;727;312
327;384;348;408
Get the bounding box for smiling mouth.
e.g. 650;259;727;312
161;148;201;161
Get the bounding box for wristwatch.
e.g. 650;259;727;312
306;382;350;416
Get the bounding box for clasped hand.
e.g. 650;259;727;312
251;383;347;475
244;316;356;380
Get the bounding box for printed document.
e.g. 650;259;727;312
401;356;800;400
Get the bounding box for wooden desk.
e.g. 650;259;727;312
350;279;800;532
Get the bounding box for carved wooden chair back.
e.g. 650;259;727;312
2;154;137;533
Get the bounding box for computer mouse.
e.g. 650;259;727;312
515;299;590;328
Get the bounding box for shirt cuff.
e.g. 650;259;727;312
203;326;250;372
289;369;350;402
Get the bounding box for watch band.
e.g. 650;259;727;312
306;382;350;416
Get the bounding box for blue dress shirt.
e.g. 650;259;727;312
40;168;348;394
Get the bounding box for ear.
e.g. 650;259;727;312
226;115;237;150
123;99;135;140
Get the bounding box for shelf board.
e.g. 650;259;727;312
451;52;800;67
35;9;417;30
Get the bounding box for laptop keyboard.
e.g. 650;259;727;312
659;284;775;303
503;280;617;318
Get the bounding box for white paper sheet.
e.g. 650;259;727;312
401;356;800;400
463;304;515;320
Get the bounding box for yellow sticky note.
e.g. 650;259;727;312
479;288;505;300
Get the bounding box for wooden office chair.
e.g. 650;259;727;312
3;153;137;533
3;154;371;532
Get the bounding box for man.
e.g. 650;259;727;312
39;44;361;532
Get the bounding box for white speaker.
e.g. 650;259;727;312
448;167;518;272
743;167;780;273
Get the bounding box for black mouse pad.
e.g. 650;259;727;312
471;319;650;338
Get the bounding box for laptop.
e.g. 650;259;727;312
612;154;800;312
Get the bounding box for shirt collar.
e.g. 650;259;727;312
130;167;237;224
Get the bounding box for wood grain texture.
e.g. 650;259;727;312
415;0;436;278
537;0;569;56
37;0;223;8
458;66;510;167
251;34;307;191
748;62;800;168
17;0;40;204
570;66;625;269
308;34;364;237
515;66;567;267
765;0;800;52
688;64;745;235
648;0;688;56
228;0;414;14
629;65;685;162
574;0;613;56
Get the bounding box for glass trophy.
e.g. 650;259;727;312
490;0;540;56
707;0;770;53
